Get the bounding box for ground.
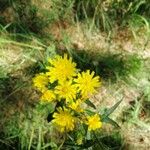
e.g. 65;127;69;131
0;23;150;149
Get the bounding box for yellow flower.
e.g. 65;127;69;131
69;99;84;112
55;81;77;102
46;54;77;83
33;73;49;92
86;114;102;131
40;90;56;102
52;107;75;132
74;70;101;97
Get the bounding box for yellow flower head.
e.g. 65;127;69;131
40;90;56;102
46;54;77;83
68;99;84;112
52;107;75;132
55;81;77;102
74;70;101;97
86;114;102;131
33;73;49;92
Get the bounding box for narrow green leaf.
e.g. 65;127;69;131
85;99;96;109
101;99;123;119
85;109;95;116
102;117;120;128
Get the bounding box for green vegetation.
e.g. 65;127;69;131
0;0;150;150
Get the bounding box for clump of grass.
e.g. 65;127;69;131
7;1;48;34
120;92;150;130
74;0;112;32
1;0;150;35
74;0;150;33
0;104;55;150
0;0;74;34
0;74;56;149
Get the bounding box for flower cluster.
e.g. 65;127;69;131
33;54;102;132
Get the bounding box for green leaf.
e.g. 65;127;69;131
85;99;96;109
102;117;120;128
85;109;95;116
47;112;54;122
101;99;123;120
86;130;91;140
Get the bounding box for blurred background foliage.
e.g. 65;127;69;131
0;0;149;34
